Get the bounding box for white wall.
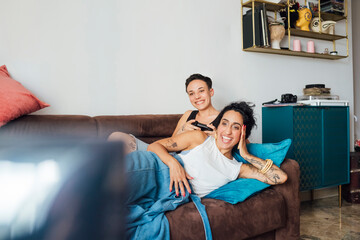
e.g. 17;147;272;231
353;0;360;144
0;0;355;144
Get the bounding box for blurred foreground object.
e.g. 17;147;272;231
0;138;127;240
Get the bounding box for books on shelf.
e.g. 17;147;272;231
243;6;262;48
262;4;270;48
243;3;270;49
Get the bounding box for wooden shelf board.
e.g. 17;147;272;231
242;0;285;12
243;46;347;60
286;29;346;41
314;12;346;22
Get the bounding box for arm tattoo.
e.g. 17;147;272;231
244;156;264;169
272;174;280;184
264;168;281;184
165;139;178;149
268;168;279;183
247;164;269;184
246;161;281;184
242;155;286;185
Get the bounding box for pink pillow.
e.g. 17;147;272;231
0;65;50;127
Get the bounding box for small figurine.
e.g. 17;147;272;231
279;1;299;29
310;17;336;34
296;8;312;31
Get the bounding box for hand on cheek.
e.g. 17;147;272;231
238;125;250;159
238;125;246;149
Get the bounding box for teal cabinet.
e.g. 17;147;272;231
262;106;350;191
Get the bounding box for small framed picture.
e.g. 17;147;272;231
307;0;319;13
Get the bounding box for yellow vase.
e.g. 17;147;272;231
296;8;312;31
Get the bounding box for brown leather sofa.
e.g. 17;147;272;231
0;114;300;240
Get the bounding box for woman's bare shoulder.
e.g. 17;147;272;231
177;110;192;122
183;110;193;118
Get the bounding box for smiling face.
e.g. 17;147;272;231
186;79;214;111
215;110;244;155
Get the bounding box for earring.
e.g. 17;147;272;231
214;132;218;140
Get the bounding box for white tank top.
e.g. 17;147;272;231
179;137;242;198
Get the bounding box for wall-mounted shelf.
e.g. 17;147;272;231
241;0;349;60
313;12;346;22
287;28;346;41
242;0;284;11
244;46;347;60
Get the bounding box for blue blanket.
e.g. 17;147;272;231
125;151;191;240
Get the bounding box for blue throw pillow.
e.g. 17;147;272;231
204;139;292;204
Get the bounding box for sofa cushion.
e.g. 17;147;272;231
0;115;98;140
94;114;181;142
166;188;286;240
233;139;292;167
0;65;49;127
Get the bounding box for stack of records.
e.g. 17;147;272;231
303;84;331;96
298;83;347;106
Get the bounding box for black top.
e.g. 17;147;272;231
186;110;216;125
186;110;199;122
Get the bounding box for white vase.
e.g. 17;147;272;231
269;24;285;49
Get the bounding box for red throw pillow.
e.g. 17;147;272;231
0;65;50;127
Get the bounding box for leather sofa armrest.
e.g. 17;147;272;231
272;158;300;240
